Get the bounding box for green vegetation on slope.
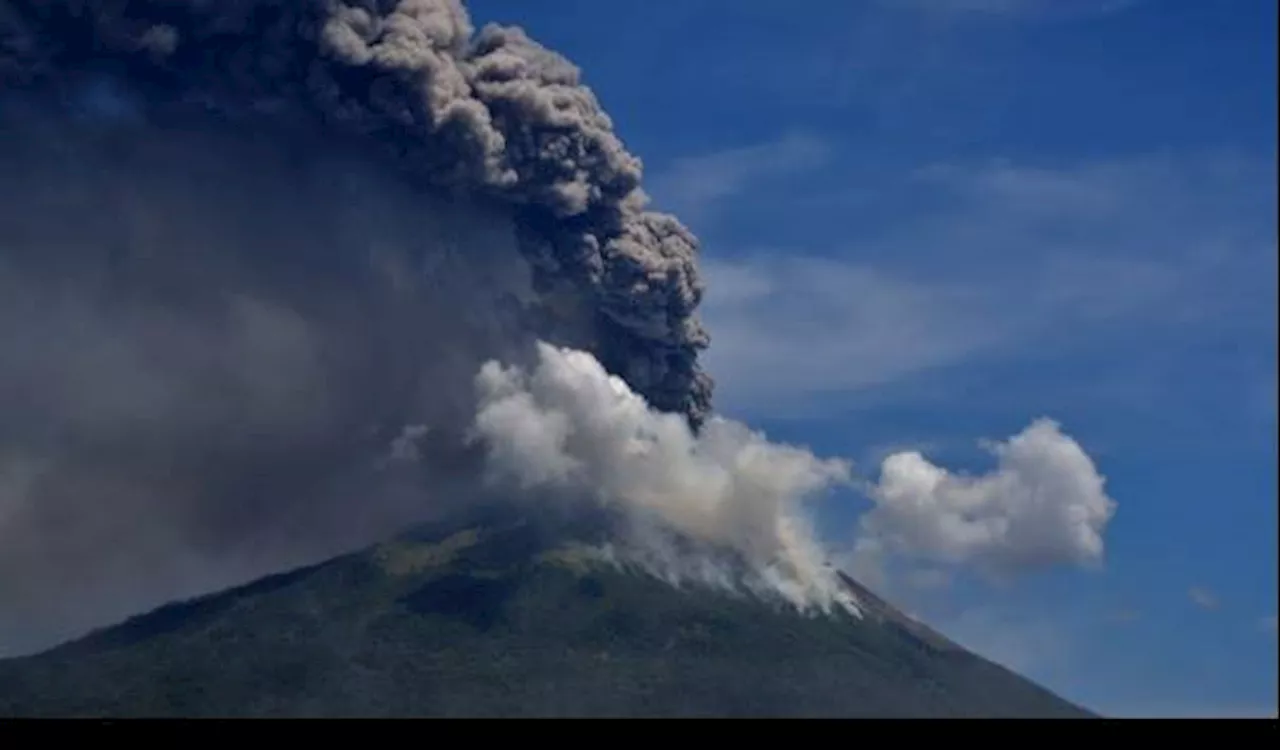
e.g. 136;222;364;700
0;515;1095;717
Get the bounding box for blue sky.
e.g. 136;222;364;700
470;0;1277;717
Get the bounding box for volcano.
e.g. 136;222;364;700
1;2;1108;718
0;511;1095;718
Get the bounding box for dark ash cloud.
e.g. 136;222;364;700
0;0;711;420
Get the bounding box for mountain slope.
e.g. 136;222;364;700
0;514;1095;717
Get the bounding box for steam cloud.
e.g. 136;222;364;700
471;342;858;615
0;0;1118;657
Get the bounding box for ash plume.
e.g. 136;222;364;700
0;0;709;656
0;0;1119;658
0;0;710;421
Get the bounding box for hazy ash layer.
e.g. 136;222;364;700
0;110;545;656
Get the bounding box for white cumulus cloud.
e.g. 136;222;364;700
856;418;1117;577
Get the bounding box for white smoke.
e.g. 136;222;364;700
469;346;1118;610
470;342;859;615
855;418;1117;578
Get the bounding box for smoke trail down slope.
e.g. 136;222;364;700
470;342;860;616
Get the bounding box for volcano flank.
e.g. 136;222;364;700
0;512;1095;718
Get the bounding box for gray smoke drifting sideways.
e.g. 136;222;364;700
0;0;711;656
